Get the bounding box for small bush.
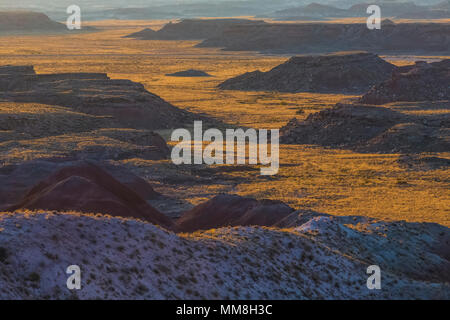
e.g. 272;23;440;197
27;272;40;282
0;247;9;263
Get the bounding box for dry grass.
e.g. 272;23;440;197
0;21;448;226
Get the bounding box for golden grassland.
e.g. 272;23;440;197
0;21;448;226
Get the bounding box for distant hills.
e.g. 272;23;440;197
264;1;450;20
1;1;448;21
0;11;66;33
0;11;95;34
127;18;450;55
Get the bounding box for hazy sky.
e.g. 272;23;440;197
0;0;443;12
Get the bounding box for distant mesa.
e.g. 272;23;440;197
360;59;450;104
166;69;212;77
6;162;175;230
125;19;267;40
267;2;350;20
0;11;93;34
176;194;295;232
125;18;450;55
195;21;450;55
0;65;198;130
0;11;64;33
124;27;157;39
219;52;396;94
381;19;396;26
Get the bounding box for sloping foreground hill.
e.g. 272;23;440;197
0;211;448;299
219;52;396;94
196;21;450;54
0;65;196;130
4;162;175;230
0;160;165;211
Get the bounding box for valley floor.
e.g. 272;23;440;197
1;20;447;226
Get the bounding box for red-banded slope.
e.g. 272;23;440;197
6;162;174;230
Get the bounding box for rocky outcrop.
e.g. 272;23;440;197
363;123;449;153
360;60;450;104
0;65;196;130
219;52;396;94
280;103;449;153
281;103;404;146
397;154;450;171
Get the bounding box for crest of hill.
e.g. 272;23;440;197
6;162;174;230
0;65;201;130
125;18;267;40
219;52;396;94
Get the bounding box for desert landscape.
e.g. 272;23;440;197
0;2;449;300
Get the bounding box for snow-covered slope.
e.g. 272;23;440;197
0;211;448;299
